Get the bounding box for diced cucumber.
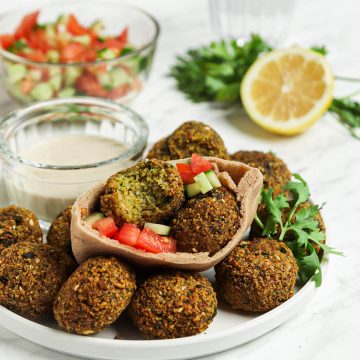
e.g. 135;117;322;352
194;172;213;194
90;20;104;35
30;82;54;101
110;68;131;87
45;25;57;47
9;83;32;103
73;35;91;46
205;170;221;188
65;67;82;86
85;212;105;225
185;182;201;197
169;158;191;166
144;223;171;236
46;50;60;62
58;87;76;98
97;72;112;88
56;14;69;26
28;69;42;82
49;74;62;91
7;64;27;84
49;66;61;77
97;48;118;60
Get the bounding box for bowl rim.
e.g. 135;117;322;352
0;96;149;170
0;0;160;67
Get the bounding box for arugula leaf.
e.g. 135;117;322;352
297;246;322;286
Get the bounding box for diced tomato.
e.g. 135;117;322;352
20;49;47;62
28;29;49;52
67;14;88;36
190;154;212;175
114;223;141;247
136;228;177;254
93;217;118;238
60;42;86;62
0;34;14;49
117;27;128;43
106;84;130;99
76;72;107;97
14;11;39;40
83;48;97;62
95;38;124;51
176;163;195;184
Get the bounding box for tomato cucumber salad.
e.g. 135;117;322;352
0;11;147;102
86;155;222;254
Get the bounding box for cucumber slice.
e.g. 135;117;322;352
58;87;76;98
45;25;57;47
185;182;201;197
194;172;213;194
7;64;27;84
28;69;42;82
90;20;104;35
111;68;131;87
144;223;171;236
205;170;221;188
49;74;62;91
65;67;81;86
46;50;60;62
30;82;54;101
97;72;112;88
85;212;105;225
73;35;91;46
97;48;118;60
169;158;191;166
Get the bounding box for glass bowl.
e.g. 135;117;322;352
0;97;149;227
0;0;159;104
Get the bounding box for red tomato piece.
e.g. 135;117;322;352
106;84;130;99
95;38;124;51
176;163;195;184
20;76;34;94
114;223;140;247
93;217;118;238
28;29;49;52
67;14;88;36
118;27;128;43
83;48;97;62
20;49;47;62
61;42;86;62
76;72;107;97
14;11;39;40
0;34;14;49
190;153;212;175
136;229;177;254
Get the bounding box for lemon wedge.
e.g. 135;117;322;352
240;47;334;135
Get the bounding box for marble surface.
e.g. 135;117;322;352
0;0;359;359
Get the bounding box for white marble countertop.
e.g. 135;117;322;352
0;0;359;359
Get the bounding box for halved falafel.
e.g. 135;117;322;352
231;151;291;195
0;242;75;319
100;159;185;227
0;206;42;253
215;238;298;312
171;187;240;255
53;256;136;335
146;121;229;160
128;271;217;339
47;205;73;256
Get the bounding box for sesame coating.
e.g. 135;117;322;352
231;151;291;195
215;238;298;312
128;271;217;339
146;121;229;160
171;187;241;255
0;242;75;319
100;159;185;227
0;206;42;253
53;256;136;335
47;205;73;257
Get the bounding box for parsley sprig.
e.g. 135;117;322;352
254;174;343;287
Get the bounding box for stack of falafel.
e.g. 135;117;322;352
0;120;324;340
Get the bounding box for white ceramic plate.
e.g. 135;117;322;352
0;170;324;360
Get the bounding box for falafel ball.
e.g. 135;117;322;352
231;151;291;195
171;187;240;255
0;242;75;319
146;121;229;160
215;238;298;312
47;205;73;256
0;206;42;253
100;159;185;226
129;271;217;339
53;256;136;335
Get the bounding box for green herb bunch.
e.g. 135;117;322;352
254;174;343;287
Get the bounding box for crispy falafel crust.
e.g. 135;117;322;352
0;206;42;253
71;157;263;271
0;242;75;319
53;256;136;335
129;272;217;339
215;238;298;312
100;159;185;226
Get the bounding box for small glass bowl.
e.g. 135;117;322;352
0;97;149;227
0;0;159;104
